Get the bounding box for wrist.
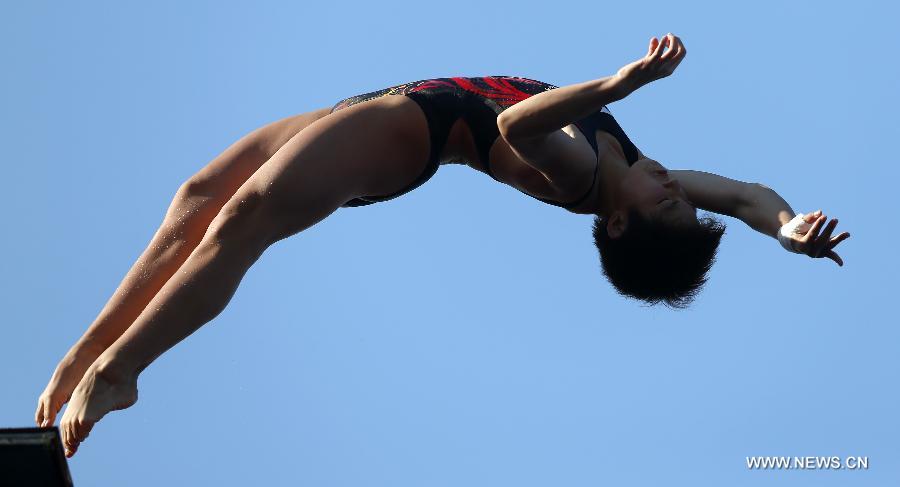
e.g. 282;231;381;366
777;212;807;253
611;73;639;98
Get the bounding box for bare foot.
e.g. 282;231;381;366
35;344;105;428
59;361;139;457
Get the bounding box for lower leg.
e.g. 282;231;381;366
73;149;266;358
73;195;213;354
36;190;222;427
60;225;272;455
59;104;353;455
57;109;329;370
68;111;327;358
100;230;271;377
37;141;271;428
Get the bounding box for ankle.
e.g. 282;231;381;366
92;355;140;384
72;338;108;360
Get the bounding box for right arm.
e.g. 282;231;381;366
496;75;631;141
494;75;631;189
497;33;685;141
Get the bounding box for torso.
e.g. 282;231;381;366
329;77;637;211
439;113;632;214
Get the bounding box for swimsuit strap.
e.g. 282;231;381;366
500;106;639;210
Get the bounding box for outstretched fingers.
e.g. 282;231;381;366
830;231;851;247
804;209;823;223
802;215;827;245
811;218;839;254
801;214;851;266
825;231;851;266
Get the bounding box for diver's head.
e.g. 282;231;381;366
593;158;727;308
606;158;698;233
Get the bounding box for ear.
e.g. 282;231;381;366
606;210;628;239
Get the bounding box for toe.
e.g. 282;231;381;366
61;423;72;455
64;421;78;451
72;419;83;442
65;433;79;457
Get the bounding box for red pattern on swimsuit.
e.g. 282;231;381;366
330;76;556;113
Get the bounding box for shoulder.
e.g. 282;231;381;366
513;124;599;196
491;126;595;201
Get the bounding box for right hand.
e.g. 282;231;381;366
615;33;687;93
785;210;851;266
35;347;102;428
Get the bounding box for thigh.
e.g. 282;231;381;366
220;95;430;244
186;106;333;199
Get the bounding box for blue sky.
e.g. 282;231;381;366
2;1;897;485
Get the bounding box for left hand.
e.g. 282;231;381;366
787;210;851;266
615;33;687;93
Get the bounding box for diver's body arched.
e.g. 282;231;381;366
37;33;850;458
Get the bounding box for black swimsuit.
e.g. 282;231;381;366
329;76;640;208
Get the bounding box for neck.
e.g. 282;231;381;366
577;155;630;217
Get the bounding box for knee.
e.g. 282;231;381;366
161;180;225;239
174;174;231;206
204;190;278;245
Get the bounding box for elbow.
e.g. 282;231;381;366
496;112;533;141
742;182;772;207
496;113;516;139
496;117;543;144
750;182;778;200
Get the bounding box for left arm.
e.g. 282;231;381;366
668;168;790;237
667;166;851;265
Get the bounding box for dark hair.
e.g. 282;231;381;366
592;209;726;309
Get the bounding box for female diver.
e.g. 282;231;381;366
35;33;850;457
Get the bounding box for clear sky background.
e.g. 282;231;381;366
2;1;897;485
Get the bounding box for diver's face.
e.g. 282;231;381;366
617;158;697;226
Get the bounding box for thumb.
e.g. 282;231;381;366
647;37;658;56
804;209;822;222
